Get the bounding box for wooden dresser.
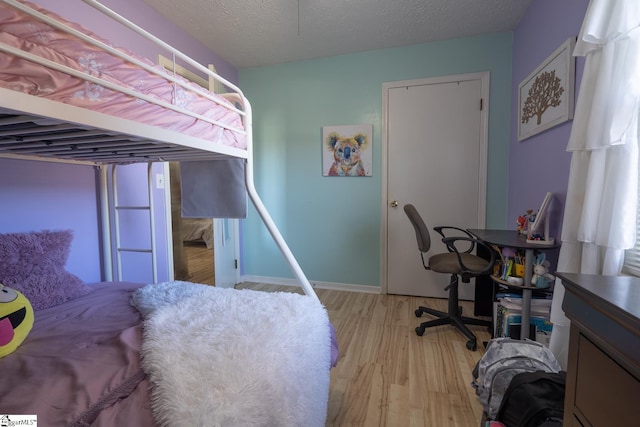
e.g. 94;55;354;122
556;273;640;427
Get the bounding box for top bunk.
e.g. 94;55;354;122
0;0;250;165
0;0;319;301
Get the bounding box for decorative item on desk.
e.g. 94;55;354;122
500;247;517;280
527;192;555;245
514;261;525;278
499;261;510;280
491;245;504;276
516;209;535;235
514;252;525;277
507;276;524;286
531;253;554;288
493;262;501;276
501;247;516;260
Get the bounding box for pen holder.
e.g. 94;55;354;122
514;263;525;278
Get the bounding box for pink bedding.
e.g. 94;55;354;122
0;0;246;149
0;282;155;427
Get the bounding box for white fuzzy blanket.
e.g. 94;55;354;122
131;281;331;427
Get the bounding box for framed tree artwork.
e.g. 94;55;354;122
518;37;576;141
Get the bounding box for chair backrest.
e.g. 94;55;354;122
404;204;431;253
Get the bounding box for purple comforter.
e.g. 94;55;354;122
0;282;155;427
0;281;339;426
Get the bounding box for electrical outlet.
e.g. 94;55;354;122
155;173;165;189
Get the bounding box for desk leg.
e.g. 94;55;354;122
521;289;532;340
524;248;534;287
521;249;534;340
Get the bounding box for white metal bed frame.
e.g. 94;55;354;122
0;0;318;301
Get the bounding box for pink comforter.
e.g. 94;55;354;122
0;282;155;427
0;0;246;149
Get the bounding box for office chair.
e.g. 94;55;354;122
403;204;495;351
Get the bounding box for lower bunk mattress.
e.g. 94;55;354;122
0;281;336;426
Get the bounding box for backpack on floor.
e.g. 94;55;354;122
496;370;566;427
471;338;561;420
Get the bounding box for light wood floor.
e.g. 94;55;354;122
182;243;215;285
235;282;491;427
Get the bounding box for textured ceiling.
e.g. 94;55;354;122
143;0;533;69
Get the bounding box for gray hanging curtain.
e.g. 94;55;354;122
179;159;247;219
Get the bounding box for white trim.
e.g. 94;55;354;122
240;275;382;294
98;165;113;281
380;81;390;295
161;162;174;281
220;218;240;286
147;163;158;284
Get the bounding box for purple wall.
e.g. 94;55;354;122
0;0;237;282
509;0;590;240
0;159;102;282
1;0;591;282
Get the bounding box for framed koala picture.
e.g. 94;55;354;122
322;124;373;177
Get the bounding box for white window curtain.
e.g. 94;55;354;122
548;0;640;368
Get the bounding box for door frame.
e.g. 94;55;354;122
161;166;241;285
213;217;240;288
157;55;240;286
161;162;175;280
380;72;490;294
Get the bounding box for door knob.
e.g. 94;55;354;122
390;200;398;208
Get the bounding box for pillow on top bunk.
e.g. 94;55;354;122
0;230;90;311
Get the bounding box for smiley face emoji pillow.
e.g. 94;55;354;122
0;283;34;358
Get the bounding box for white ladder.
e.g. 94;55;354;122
111;163;158;283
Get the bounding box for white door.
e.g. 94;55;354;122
213;218;239;288
384;73;488;299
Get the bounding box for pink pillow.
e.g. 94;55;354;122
0;230;90;311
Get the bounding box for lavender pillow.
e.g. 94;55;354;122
0;230;90;311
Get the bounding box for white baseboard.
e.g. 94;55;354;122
239;275;381;294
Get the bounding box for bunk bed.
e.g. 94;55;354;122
0;1;336;426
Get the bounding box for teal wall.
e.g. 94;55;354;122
239;32;513;288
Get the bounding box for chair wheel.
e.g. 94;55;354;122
415;309;422;317
466;339;477;351
415;327;425;336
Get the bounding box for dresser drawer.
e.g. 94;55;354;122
574;334;640;426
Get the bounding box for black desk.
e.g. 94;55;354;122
467;229;560;339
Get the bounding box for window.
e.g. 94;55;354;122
623;115;640;276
